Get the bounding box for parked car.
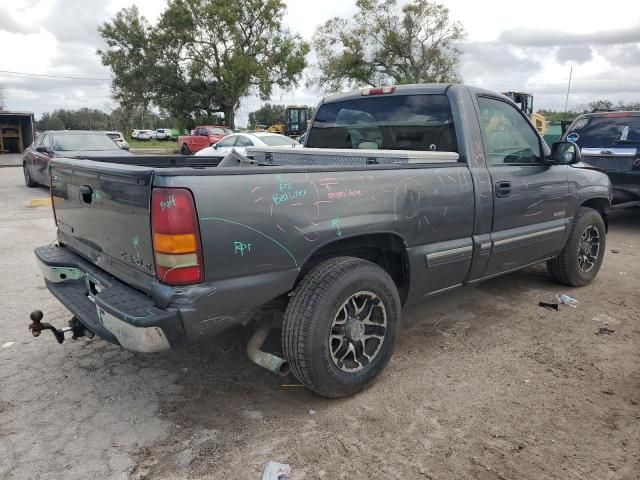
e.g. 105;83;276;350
562;111;640;206
155;128;172;141
178;125;233;154
196;132;300;157
104;131;130;150
135;130;155;141
23;130;133;187
32;84;611;398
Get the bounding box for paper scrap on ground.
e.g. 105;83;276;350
262;461;291;480
2;342;14;348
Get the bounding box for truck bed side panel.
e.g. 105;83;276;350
156;164;475;316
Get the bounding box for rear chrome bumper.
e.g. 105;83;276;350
35;244;183;352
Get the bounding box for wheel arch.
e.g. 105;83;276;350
295;232;410;304
580;197;610;232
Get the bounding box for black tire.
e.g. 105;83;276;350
23;163;38;187
547;207;606;286
180;144;190;155
282;257;401;398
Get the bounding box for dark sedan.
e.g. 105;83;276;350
23;130;133;187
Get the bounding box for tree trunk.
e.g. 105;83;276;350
223;105;236;129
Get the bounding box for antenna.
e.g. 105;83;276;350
563;66;573;119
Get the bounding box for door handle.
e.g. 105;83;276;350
495;181;511;198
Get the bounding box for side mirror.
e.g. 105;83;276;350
36;146;49;154
213;143;219;149
549;141;581;164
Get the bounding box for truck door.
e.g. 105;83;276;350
476;96;569;276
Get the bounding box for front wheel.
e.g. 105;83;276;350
23;163;37;187
282;257;401;398
547;207;606;286
180;144;190;155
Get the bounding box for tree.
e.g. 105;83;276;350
99;0;309;129
311;0;465;92
248;103;287;128
588;99;614;112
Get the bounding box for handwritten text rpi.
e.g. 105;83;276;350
234;241;252;256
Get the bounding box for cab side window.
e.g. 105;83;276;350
478;97;542;165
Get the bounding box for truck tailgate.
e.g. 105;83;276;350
50;158;156;293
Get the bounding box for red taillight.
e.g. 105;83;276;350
151;188;204;285
361;86;396;96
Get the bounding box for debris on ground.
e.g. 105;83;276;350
1;342;14;348
619;272;628;276
262;461;291;480
596;326;617;335
538;302;559;311
593;314;620;325
309;409;316;415
556;294;579;308
611;249;620;253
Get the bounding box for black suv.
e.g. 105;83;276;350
563;111;640;205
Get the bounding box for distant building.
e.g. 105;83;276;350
0;111;35;154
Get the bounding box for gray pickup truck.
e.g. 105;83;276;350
32;84;611;398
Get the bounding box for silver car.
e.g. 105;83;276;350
195;132;300;157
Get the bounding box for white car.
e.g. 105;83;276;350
136;130;154;141
195;132;300;157
155;128;172;140
105;131;130;150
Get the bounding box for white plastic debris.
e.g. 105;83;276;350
309;409;316;415
1;342;14;348
556;294;578;308
262;461;291;480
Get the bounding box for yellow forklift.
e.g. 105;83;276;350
502;91;547;135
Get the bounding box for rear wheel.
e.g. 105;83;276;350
547;207;606;286
180;144;190;155
282;257;400;398
23;163;37;187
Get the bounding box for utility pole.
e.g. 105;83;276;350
0;86;6;111
563;66;573;119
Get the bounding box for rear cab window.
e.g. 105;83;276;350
566;114;640;148
307;94;458;152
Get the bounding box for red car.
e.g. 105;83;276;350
178;125;232;155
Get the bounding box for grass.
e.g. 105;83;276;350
128;139;179;151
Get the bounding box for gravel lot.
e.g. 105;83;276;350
0;166;638;479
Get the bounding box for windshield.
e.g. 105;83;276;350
51;134;121;151
566;115;640;148
106;133;120;140
260;135;298;147
207;127;227;135
307;94;457;151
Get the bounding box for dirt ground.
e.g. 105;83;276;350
0;166;638;479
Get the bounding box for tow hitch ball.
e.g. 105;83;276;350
28;310;93;344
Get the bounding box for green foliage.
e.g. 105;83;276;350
588;99;614;112
99;0;309;128
248;104;287;128
311;0;465;92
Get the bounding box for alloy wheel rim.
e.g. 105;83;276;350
329;291;387;372
577;225;600;273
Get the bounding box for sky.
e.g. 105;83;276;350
1;0;640;126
